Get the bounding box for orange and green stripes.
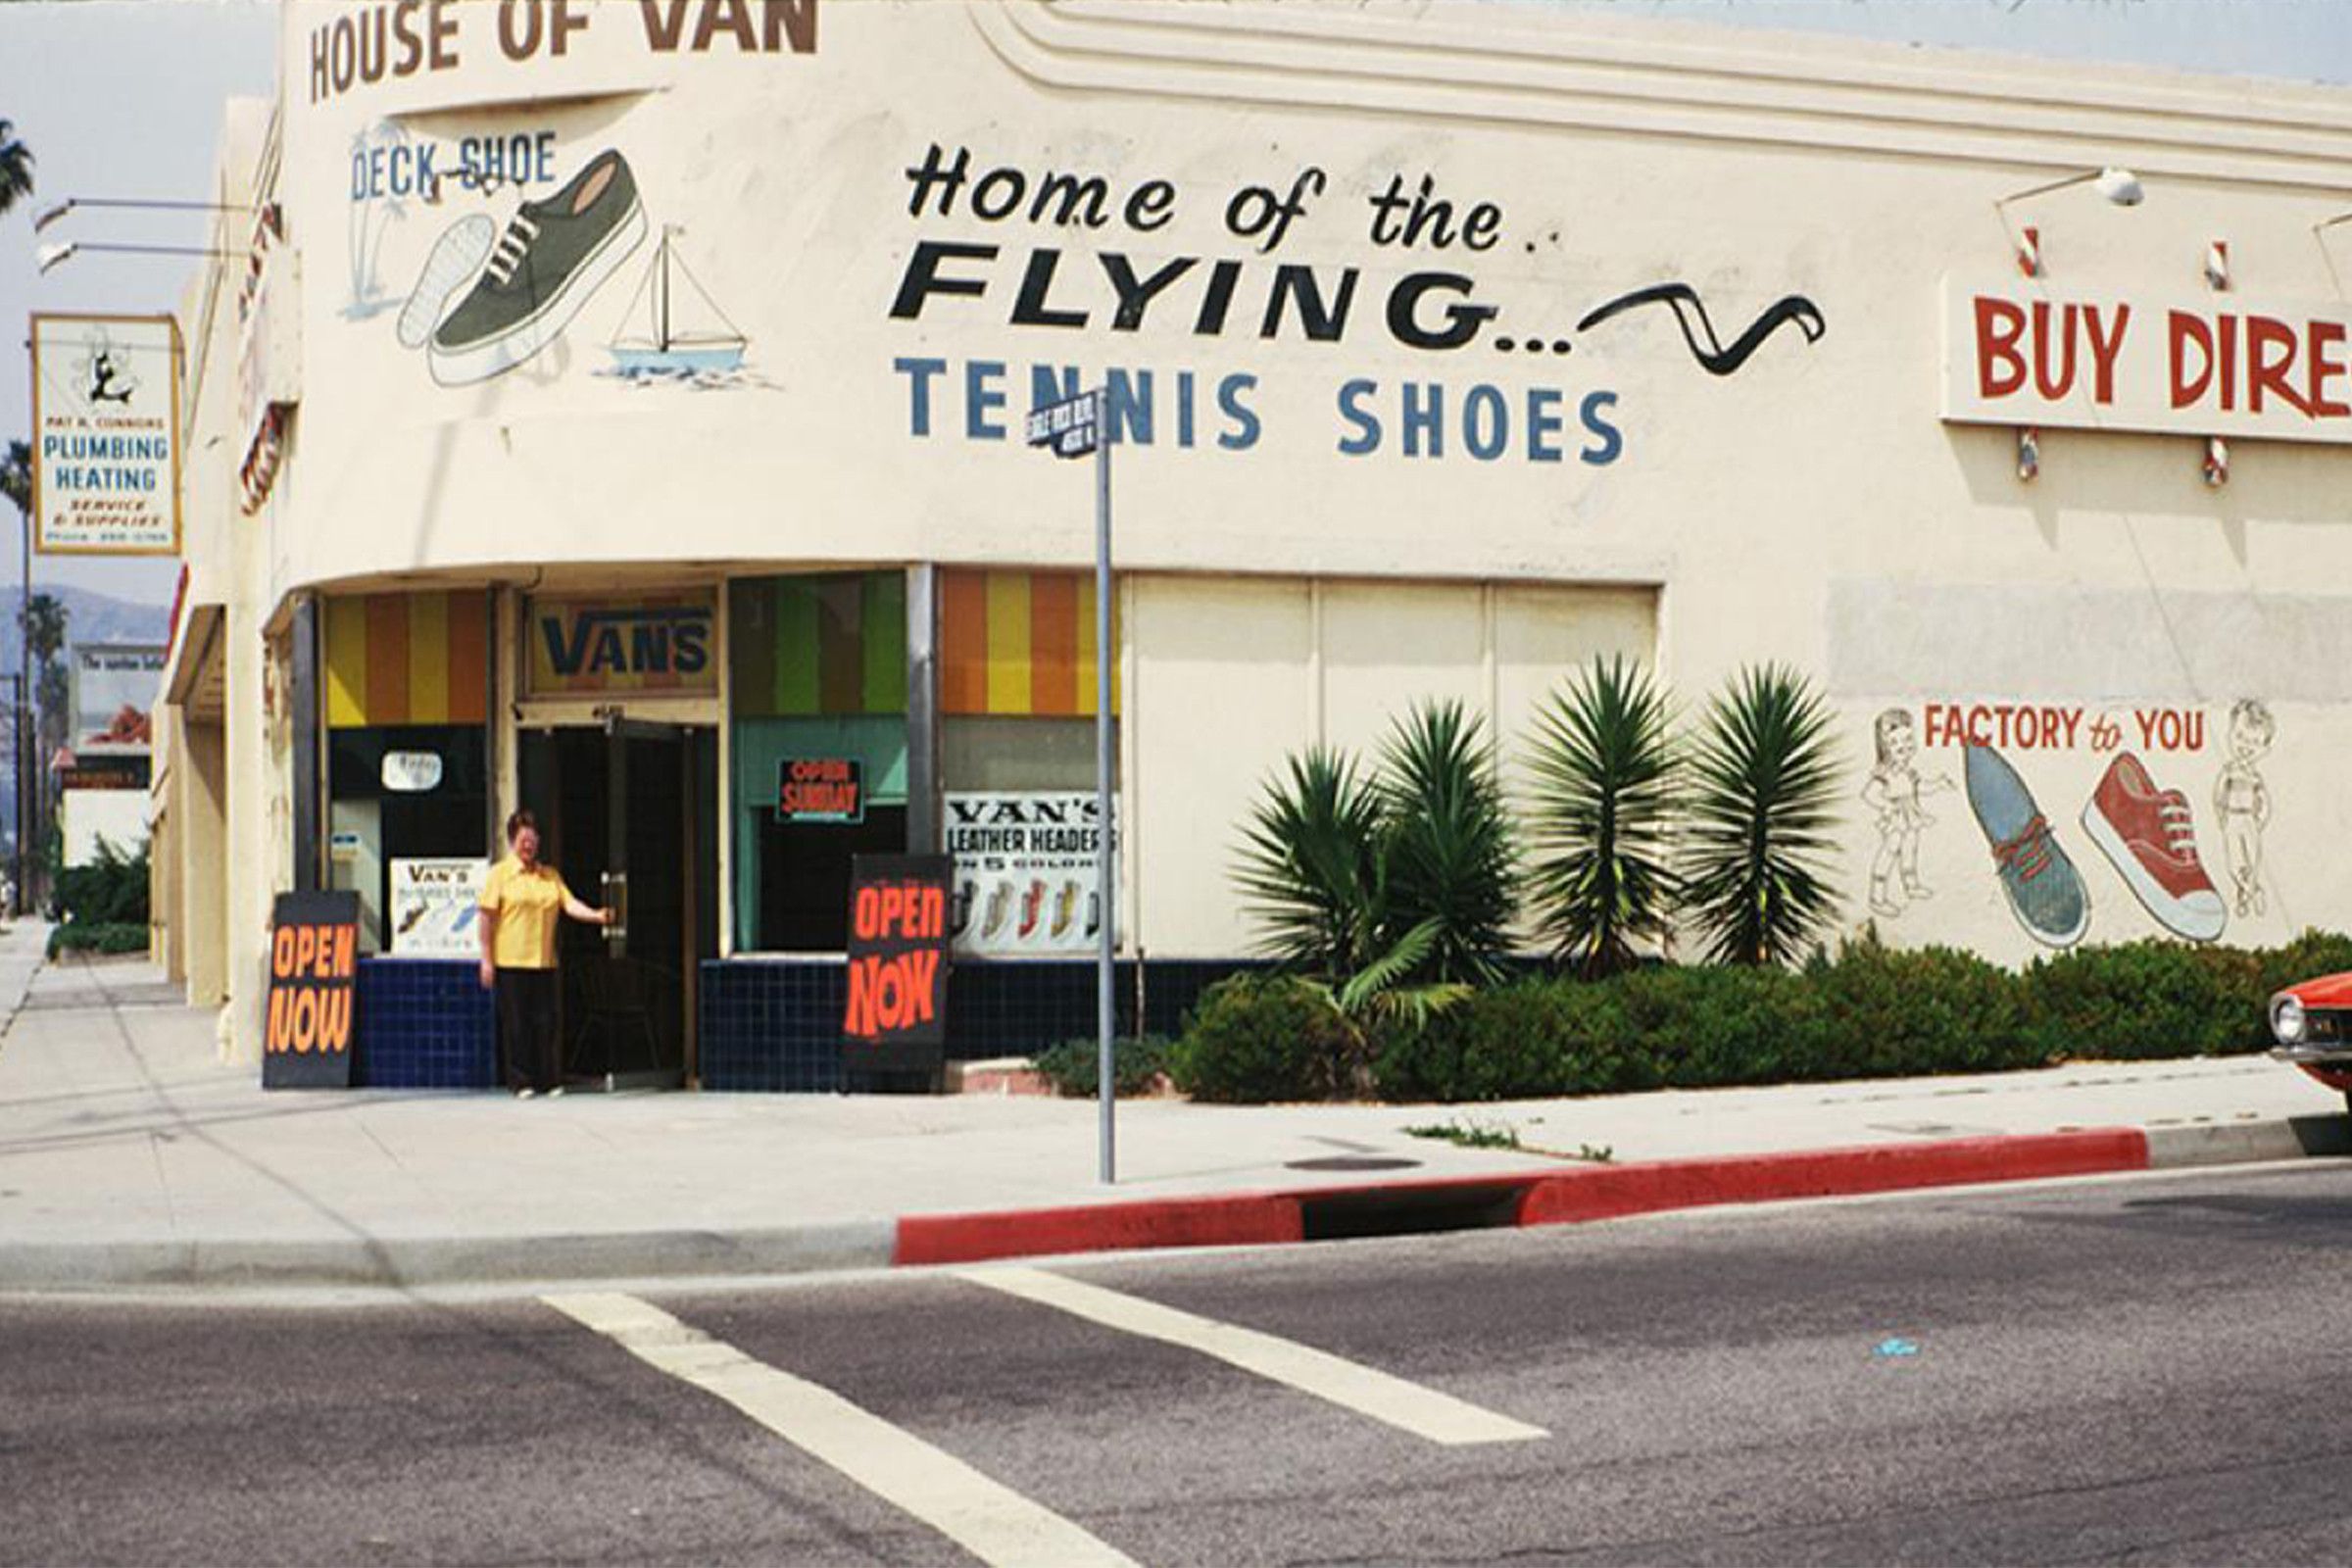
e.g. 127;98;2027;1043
941;568;1119;717
324;591;488;729
730;573;907;718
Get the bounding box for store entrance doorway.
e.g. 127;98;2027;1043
517;716;717;1089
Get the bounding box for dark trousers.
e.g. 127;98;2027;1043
495;967;562;1092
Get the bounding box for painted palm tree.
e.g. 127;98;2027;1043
0;122;32;220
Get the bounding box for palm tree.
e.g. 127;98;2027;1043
23;590;68;752
1681;663;1845;966
0;122;32;220
0;441;27;518
1524;656;1678;976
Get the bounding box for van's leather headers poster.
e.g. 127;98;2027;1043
264;891;361;1090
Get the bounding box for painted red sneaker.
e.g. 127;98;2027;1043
2081;752;2226;942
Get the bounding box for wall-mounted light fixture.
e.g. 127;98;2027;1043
37;241;240;276
32;196;255;234
1995;166;2143;277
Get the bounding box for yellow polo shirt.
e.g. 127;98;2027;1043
479;857;575;970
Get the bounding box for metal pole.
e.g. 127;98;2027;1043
1094;386;1115;1186
18;503;28;917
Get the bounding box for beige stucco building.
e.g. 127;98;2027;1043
152;0;2352;1088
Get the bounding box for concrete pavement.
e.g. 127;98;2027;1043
0;920;2343;1293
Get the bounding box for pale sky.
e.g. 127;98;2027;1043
3;0;2350;609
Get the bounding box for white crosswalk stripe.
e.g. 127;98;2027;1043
956;1265;1548;1446
543;1292;1139;1568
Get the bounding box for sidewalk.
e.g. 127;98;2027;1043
0;925;2343;1293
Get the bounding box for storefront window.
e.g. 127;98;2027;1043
321;592;491;954
940;569;1119;959
729;573;907;952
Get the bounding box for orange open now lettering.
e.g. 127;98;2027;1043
844;950;941;1037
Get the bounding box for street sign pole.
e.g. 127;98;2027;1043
1092;386;1115;1188
1026;386;1117;1185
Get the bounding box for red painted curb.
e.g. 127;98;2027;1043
890;1129;2155;1268
895;1193;1303;1265
1517;1129;2152;1226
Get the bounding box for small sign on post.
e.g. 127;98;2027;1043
1025;391;1101;459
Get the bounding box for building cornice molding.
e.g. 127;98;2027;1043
975;1;2352;195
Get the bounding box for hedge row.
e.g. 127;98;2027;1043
1149;932;2352;1104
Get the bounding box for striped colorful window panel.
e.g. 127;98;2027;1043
730;573;908;718
323;592;489;730
941;569;1121;717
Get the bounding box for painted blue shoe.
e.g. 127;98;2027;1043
1964;743;2089;948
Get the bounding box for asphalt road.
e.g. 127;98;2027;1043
5;1162;2351;1566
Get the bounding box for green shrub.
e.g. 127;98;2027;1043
55;836;148;928
1811;937;2046;1079
48;920;148;958
1170;974;1358;1103
1393;977;1653;1102
2025;940;2250;1060
1031;1035;1172;1098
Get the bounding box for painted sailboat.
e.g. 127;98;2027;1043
608;225;747;376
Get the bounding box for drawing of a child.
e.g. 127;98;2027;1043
1862;709;1953;918
2214;699;2275;917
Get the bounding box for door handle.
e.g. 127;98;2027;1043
601;870;628;956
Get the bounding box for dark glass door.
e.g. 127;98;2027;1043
517;719;716;1088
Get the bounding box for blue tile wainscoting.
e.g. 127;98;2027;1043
696;956;1267;1093
355;958;496;1089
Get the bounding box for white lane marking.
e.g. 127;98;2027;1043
542;1292;1138;1568
956;1266;1546;1447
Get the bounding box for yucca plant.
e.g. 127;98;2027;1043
1233;703;1516;1089
1524;656;1677;976
1234;745;1386;980
1682;663;1844;966
1376;699;1519;988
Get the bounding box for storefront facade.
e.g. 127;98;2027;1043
155;1;2352;1086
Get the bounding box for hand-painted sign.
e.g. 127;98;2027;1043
1941;277;2352;445
389;858;487;957
843;855;950;1048
30;315;182;556
778;757;863;823
944;791;1116;957
524;592;716;696
264;890;361;1089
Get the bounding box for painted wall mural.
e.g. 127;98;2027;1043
1863;699;2279;950
347;123;762;389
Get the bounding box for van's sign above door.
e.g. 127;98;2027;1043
1942;276;2352;445
526;593;715;696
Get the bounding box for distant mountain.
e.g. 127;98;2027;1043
0;586;172;852
0;585;172;668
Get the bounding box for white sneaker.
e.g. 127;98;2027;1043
548;1085;566;1099
514;1086;537;1100
398;214;496;350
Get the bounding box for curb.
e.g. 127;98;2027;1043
894;1117;2352;1267
8;1119;2343;1294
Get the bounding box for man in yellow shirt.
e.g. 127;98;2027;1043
477;808;612;1098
